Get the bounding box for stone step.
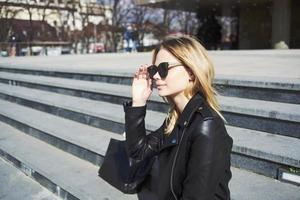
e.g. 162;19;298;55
0;121;299;200
0;157;62;200
214;74;300;104
0;96;299;182
0;83;165;134
0;81;299;138
0;68;299;104
229;167;300;200
0;121;137;200
227;125;300;179
0;71;133;111
0;97;126;166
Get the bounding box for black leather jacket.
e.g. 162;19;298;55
123;91;233;200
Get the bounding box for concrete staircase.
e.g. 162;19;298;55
0;64;299;200
0;156;61;200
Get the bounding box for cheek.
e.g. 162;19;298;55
165;71;189;88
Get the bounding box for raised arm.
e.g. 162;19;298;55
123;100;164;161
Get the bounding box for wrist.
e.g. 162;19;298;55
132;100;146;107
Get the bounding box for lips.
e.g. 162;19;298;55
156;82;166;87
156;85;166;88
156;84;166;91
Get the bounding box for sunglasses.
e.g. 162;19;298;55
147;62;182;79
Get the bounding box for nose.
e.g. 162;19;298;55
152;71;161;80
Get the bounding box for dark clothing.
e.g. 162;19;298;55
196;15;222;50
123;91;233;200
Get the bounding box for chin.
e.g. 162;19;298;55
157;89;168;97
157;89;175;98
158;88;185;99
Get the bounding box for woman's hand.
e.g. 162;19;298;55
132;64;153;106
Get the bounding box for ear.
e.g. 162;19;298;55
186;67;195;81
189;74;195;81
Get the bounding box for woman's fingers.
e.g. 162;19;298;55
142;67;146;79
134;64;149;80
148;77;153;90
143;65;150;79
134;67;141;80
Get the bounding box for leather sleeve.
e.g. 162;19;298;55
123;100;164;161
181;117;233;200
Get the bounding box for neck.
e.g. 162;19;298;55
170;92;189;114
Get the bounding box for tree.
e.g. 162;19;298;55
125;0;156;47
0;0;23;42
37;0;55;41
95;0;134;52
22;0;37;55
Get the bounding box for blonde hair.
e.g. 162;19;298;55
152;34;226;136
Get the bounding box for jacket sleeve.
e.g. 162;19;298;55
123;100;164;161
180;118;232;200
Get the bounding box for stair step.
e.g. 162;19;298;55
0;96;299;181
0;57;299;91
0;121;299;200
229;167;300;200
0;65;299;104
0;121;137;200
228;126;300;179
0;83;163;133
0;98;125;166
0;82;299;138
0;71;154;104
0;71;132;100
0;157;61;200
214;74;300;91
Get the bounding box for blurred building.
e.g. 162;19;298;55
0;0;113;55
135;0;300;49
0;0;110;30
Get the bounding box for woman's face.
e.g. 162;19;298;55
152;48;192;97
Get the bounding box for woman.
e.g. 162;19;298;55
123;35;233;200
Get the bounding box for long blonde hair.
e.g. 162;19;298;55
152;34;226;136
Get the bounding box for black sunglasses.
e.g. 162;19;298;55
147;62;182;79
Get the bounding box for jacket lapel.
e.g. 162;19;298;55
160;127;179;151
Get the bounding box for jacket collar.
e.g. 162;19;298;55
160;91;206;151
177;90;205;129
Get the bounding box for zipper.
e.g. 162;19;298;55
170;125;187;200
170;107;198;200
